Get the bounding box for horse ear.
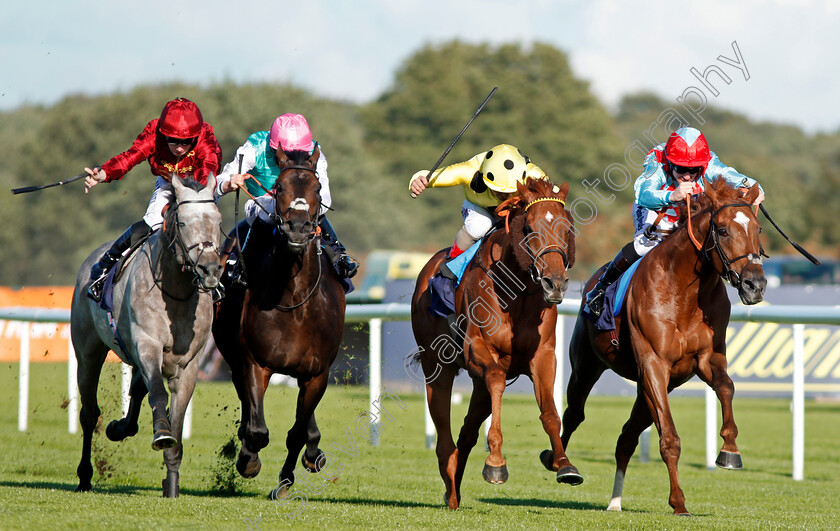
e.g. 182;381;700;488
742;183;761;205
204;173;216;194
564;211;576;269
171;174;185;194
310;145;321;165
556;181;569;200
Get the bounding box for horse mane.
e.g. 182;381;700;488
676;176;742;226
495;177;576;271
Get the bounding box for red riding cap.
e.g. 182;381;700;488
664;127;711;168
158;97;203;139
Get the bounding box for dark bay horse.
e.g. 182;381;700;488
71;175;223;497
561;178;767;515
411;178;582;510
212;146;346;498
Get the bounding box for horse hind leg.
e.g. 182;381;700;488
454;377;492;491
74;346;109;492
607;389;654;512
425;366;459;509
560;321;607;451
481;367;510;485
106;366;147;442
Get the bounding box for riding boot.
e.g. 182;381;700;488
220;220;252;287
319;217;358;279
88;220;151;302
585;243;639;317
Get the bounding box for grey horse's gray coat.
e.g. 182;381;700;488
71;175;223;497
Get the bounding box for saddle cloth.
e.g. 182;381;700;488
428;240;482;318
584;258;643;331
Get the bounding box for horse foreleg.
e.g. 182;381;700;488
159;362;199;498
697;350;742;469
106;365;147;442
608;389;653;512
74;347;108;492
300;414;327;473
235;361;271;479
482;367;508;485
530;347;583;486
639;357;688;515
276;371;329;498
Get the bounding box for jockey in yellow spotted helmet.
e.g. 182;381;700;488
409;144;547;258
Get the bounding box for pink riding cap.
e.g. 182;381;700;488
268;113;315;152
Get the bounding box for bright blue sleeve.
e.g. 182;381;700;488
703;152;763;193
634;150;673;210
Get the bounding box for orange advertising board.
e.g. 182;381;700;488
0;286;119;363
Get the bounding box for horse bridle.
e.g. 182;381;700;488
700;201;766;287
522;197;570;284
161;198;220;295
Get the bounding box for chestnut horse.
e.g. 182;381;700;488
561;178;766;515
212;147;345;497
411;178;582;510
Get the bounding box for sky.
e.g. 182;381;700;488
2;0;838;134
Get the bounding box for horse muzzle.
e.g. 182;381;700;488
194;260;224;290
736;265;767;305
540;274;569;305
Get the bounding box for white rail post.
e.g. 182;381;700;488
424;398;435;449
183;397;193;440
554;316;565;414
67;332;78;434
705;385;717;469
369;318;382;447
792;323;805;481
18;322;30;432
121;363;132;417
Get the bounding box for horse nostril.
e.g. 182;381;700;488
541;277;555;293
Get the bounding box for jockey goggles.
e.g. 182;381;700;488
671;164;703;176
165;136;196;146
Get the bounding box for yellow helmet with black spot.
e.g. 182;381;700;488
478;144;528;193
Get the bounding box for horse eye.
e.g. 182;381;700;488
523;226;533;235
717;228;728;237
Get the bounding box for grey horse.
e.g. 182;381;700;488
71;175;223;497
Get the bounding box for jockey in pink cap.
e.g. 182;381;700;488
584;126;765;318
215;113;358;279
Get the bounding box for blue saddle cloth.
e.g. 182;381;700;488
428;241;481;318
583;258;643;331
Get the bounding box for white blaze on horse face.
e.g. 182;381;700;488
545;212;554;223
291;198;310;211
733;211;751;234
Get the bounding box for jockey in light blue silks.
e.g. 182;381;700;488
584;126;766;317
214;113;358;278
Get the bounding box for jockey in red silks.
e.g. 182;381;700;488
84;97;222;301
585;126;766;317
409;144;549;258
214;113;358;279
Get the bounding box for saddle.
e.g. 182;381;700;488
99;233;152;313
584;258;643;331
427;240;482;318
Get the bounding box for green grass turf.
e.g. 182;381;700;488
1;362;839;530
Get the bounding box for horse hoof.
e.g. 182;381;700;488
75;482;91;493
106;419;138;442
271;483;291;500
539;449;554;471
236;452;262;478
557;465;584;486
301;448;325;472
715;450;743;470
482;463;509;484
162;475;180;498
151;430;178;451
